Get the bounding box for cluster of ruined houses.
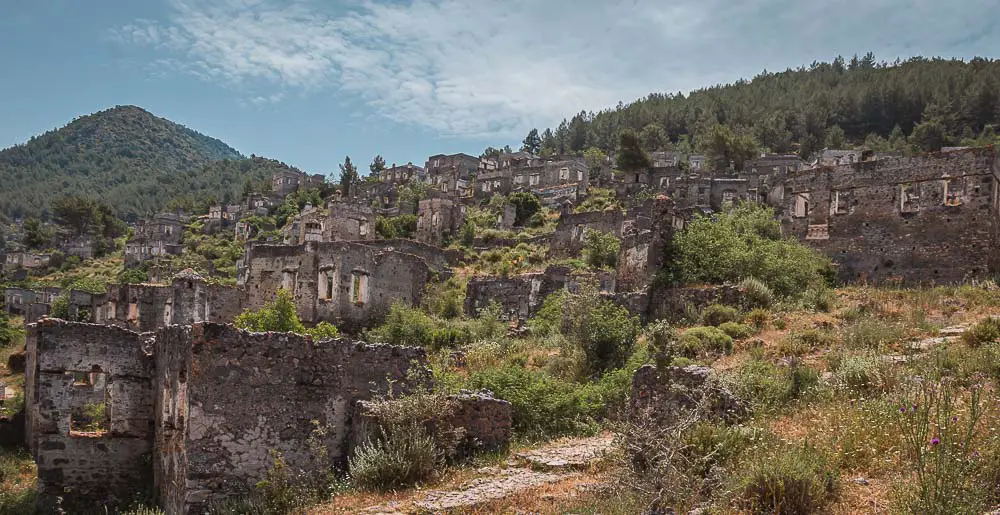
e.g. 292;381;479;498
13;144;1000;513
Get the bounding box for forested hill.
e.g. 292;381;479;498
525;56;1000;158
0;105;247;220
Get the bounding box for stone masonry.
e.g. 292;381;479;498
27;321;431;514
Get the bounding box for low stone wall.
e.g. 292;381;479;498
628;364;748;426
348;391;512;459
648;285;746;322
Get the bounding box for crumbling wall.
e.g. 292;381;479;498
26;320;154;512
648;285;746;322
616;197;675;293
240;241;434;331
781;148;998;284
154;324;428;513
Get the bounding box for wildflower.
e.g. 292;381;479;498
952;416;958;423
931;437;941;446
972;451;982;459
899;406;907;414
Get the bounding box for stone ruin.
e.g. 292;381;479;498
24;320;510;514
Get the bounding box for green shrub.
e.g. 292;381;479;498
677;326;734;357
833;351;894;396
234;289;307;334
736;443;839;514
375;214;418;239
670;204;834;298
349;423;438;491
583;229;620;269
304;322;339;340
746;308;770;330
963;317;1000;348
738;277;775;309
645;320;678;370
719;322;754;340
840;316;904;350
725;359;818;410
508;192;541;226
701;304;740;327
0;312;22;347
802;285;835;312
466;366;602;440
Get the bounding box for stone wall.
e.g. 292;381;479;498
616;197;675;293
417;198;464;247
780;148;998;284
647;285;745;323
26;320;155;512
464;266;615;324
240;241;434;331
98;275;244;333
154;324;428;513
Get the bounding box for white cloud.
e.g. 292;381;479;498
114;0;999;138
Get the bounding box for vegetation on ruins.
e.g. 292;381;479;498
234;289;340;339
374;214;417;239
582;229;620;269
668;203;834;299
0;311;21;348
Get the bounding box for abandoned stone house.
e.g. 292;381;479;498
511;159;590;198
3;251;51;270
778;146;1000;284
237;240;440;331
378;162;426;185
465;265;617;324
271;170;326;197
24;320;431;513
125;213;187;268
548;202;653;259
283;201;376;245
425;153;479;197
416;198;465;247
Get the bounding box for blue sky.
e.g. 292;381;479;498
1;0;998;176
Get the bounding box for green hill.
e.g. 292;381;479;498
0;105;250;220
527;55;1000;158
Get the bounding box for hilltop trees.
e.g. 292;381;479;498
616;129;651;173
339;156;360;195
527;56;1000;160
521;129;542;154
370;155;387;176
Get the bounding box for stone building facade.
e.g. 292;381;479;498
416;198;465;247
271;170;326;197
284;201;376;245
425;153;479;196
237;241;434;331
125;213;186;268
26;320;429;513
779;147;999;284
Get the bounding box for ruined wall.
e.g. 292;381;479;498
781;148;998;284
241;241;434;331
154;324;428;513
648;285;746;323
26;321;154;512
616;197;675;293
464;266;615;323
100;278;244;333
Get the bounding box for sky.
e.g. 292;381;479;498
1;0;998;176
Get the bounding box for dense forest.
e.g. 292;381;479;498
0;105;247;220
523;55;1000;158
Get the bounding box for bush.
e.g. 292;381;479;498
466;366;602;440
963;317;1000;348
738;277;774;309
833;351;894;396
725;359;818;410
367;302;494;350
0;312;22;347
670;204;834;298
234;289;307;334
701;304;740;327
719;322;754;340
508;192;541;226
305;322;339;340
802;285;835;312
677;326;734;357
349;423;438;491
840;316;904;350
375;214;418;239
736;443;839;514
583;229;620;269
745;308;770;330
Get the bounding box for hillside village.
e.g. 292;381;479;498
1;133;1000;514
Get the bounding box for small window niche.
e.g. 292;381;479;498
318;268;337;301
831;190;851;216
900;183;921;213
943;178;964;207
350;271;370;306
69;367;109;437
793;192;811;218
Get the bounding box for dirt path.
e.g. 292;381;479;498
323;434;614;514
